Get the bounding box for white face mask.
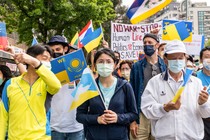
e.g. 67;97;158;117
203;59;210;71
96;63;114;77
168;59;186;73
41;61;52;70
121;70;130;80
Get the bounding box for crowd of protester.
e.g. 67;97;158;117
0;32;210;140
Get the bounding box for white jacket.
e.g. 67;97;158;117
141;71;210;140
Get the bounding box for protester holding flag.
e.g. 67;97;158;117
130;33;166;140
197;46;210;140
141;40;210;140
48;35;84;140
0;45;61;139
76;48;138;140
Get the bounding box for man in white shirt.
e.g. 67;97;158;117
141;40;210;140
48;35;84;140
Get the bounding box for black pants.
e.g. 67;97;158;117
203;118;210;140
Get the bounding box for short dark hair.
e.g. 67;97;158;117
119;60;133;70
44;45;53;57
26;44;47;58
94;48;116;64
200;46;210;60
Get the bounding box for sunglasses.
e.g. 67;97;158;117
152;65;158;76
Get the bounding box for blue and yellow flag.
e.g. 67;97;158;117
172;68;194;103
81;26;103;53
69;67;99;110
127;0;172;24
165;21;190;41
162;19;192;42
51;49;87;85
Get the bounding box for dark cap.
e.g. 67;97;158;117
47;35;69;47
143;33;160;43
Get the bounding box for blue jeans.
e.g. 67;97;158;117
51;130;84;140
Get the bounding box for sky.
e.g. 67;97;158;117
122;0;210;7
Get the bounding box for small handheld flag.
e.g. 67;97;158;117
51;49;87;85
79;20;94;46
81;26;103;53
172;68;194;103
69;67;100;110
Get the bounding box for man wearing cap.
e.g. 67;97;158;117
130;33;166;140
141;40;210;140
47;35;71;58
48;35;84;140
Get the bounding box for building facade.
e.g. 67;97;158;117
149;0;210;40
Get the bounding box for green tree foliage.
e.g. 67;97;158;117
103;0;129;43
0;0;19;34
0;0;116;45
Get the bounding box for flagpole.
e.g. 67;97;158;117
100;24;105;41
89;68;108;110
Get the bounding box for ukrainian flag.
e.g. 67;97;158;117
51;49;87;85
172;68;194;103
162;19;192;42
127;0;172;24
81;26;103;53
70;67;99;110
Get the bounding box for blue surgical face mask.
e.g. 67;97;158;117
144;45;156;56
96;63;114;77
203;59;210;71
168;59;186;73
0;78;3;86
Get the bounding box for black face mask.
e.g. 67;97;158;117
53;53;63;58
143;45;155;56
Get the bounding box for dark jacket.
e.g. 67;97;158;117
130;56;166;123
76;78;138;140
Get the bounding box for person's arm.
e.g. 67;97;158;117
16;63;27;74
36;64;61;94
141;78;168;120
14;53;61;94
76;100;101;125
5;46;27;74
116;83;138;125
0;80;10;139
197;83;210;118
